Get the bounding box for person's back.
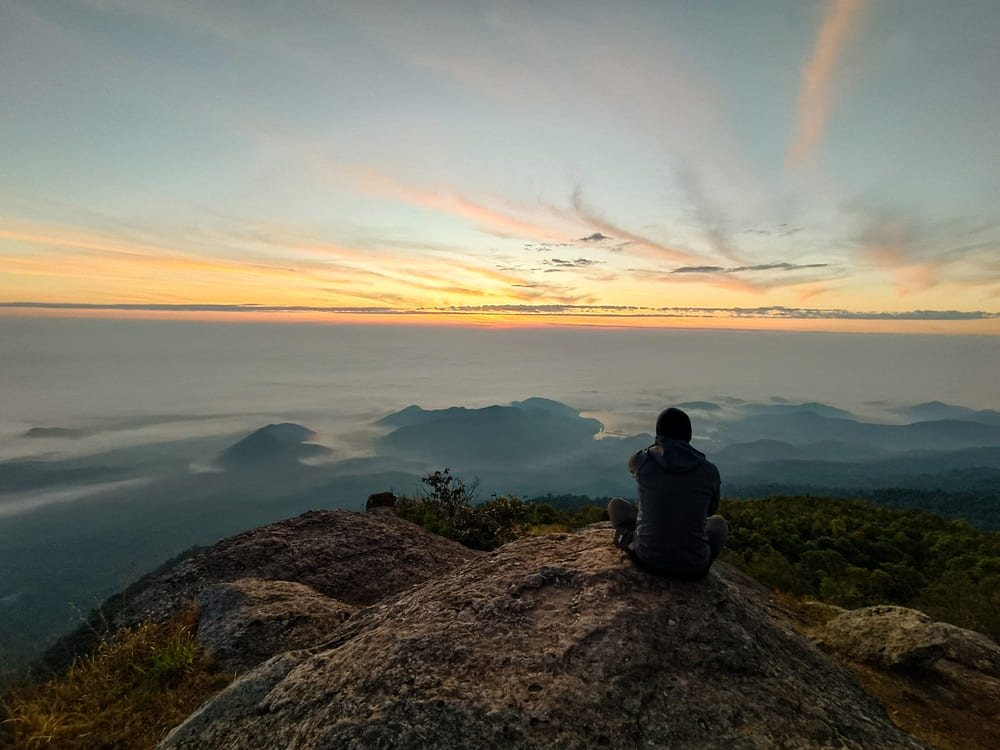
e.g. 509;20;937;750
631;437;720;575
608;407;727;579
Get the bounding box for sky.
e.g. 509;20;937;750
2;0;999;332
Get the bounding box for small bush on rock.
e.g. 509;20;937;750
397;469;532;550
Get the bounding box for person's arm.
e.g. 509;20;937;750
627;449;645;477
707;465;721;516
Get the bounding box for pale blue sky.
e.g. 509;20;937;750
2;0;999;329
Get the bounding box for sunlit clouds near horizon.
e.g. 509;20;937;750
2;0;999;332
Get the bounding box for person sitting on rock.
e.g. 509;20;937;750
607;407;728;580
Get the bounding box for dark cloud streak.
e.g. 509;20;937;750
544;258;602;269
672;262;830;274
4;302;996;321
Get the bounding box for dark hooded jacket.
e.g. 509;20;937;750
628;437;721;576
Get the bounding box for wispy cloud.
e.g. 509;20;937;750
672;262;829;275
543;258;602;270
786;0;864;166
644;259;838;296
675;165;745;264
0;217;574;307
742;225;806;238
850;209;1000;301
851;213;985;295
359;172;568;242
569;187;696;262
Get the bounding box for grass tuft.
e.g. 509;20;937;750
1;602;232;750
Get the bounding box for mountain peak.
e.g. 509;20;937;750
217;423;330;467
151;514;930;750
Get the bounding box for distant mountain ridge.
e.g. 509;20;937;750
4;396;1000;685
376;399;603;466
891;401;1000;425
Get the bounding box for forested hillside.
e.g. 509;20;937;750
720;496;1000;640
403;474;1000;642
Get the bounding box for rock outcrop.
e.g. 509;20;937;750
814;605;1000;750
817;605;1000;676
196;578;357;674
42;510;480;674
158;522;931;750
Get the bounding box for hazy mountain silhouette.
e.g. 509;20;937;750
5;396;1000;685
674;400;722;411
0;461;125;494
722;412;1000;451
714;438;889;465
740;401;858;419
377;401;603;465
891;401;1000;426
217;423;330;468
378;397;582;431
22;427;89;439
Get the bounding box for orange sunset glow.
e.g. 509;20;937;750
1;1;998;333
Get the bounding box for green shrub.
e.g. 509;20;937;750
720;495;1000;640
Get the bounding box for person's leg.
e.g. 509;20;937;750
706;516;729;562
607;497;637;528
607;497;637;550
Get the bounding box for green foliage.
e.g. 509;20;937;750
400;475;1000;641
397;471;609;550
526;493;613;513
397;469;531;550
720;495;1000;640
725;485;1000;530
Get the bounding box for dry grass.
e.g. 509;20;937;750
843;660;1000;750
1;603;232;750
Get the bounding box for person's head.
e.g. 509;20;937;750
655;407;692;443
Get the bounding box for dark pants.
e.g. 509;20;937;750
607;497;728;577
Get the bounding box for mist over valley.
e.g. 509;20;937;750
1;319;998;681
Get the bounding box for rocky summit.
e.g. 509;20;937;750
42;509;480;675
146;512;931;750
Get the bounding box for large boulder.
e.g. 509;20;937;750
159;527;930;750
817;605;1000;676
815;605;1000;750
196;578;357;674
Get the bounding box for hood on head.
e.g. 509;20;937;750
651;437;706;473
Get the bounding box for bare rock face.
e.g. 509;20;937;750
814;604;1000;750
365;491;398;513
42;510;480;673
159;528;931;750
817;605;1000;676
197;578;358;674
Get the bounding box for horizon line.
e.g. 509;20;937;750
3;301;998;322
